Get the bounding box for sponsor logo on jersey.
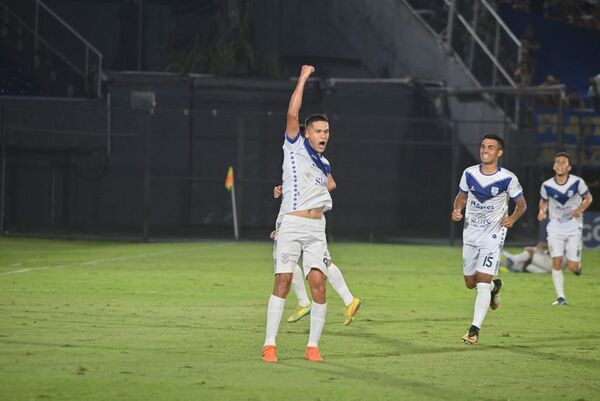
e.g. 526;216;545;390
315;176;327;186
470;200;494;210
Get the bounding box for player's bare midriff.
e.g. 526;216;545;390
288;208;324;219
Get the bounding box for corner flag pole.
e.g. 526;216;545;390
224;166;239;241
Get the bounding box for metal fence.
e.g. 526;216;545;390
1;90;598;244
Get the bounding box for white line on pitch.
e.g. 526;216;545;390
0;250;177;276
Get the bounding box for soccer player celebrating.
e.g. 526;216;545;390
537;152;592;305
451;134;527;345
263;65;334;362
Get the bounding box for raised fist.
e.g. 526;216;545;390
300;65;315;80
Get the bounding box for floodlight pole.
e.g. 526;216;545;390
142;108;153;242
0;105;5;236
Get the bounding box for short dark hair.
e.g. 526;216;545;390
304;114;328;128
554;152;571;162
482;134;504;149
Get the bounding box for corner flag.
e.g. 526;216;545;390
224;166;234;190
224;166;239;240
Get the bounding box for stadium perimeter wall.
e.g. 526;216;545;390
0;74;477;242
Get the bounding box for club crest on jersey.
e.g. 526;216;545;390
567;190;574;197
491;187;499;196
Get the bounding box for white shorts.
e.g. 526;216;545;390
463;243;501;276
273;214;329;278
547;231;582;262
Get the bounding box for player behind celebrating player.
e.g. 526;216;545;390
537;152;592;305
451;134;527;345
272;184;361;325
263;65;333;363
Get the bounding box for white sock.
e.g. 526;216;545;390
291;265;311;307
472;282;492;329
552;269;565;299
328;263;354;306
264;295;285;346
307;302;327;347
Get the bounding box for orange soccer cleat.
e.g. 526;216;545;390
262;345;277;363
304;346;323;362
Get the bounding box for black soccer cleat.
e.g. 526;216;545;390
461;325;480;345
490;279;503;310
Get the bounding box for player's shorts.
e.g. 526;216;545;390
547;231;582;262
273;214;329;278
463;243;502;276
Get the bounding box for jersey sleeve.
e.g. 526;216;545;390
458;170;468;193
508;174;523;199
578;178;590;196
283;132;304;151
540;183;548;200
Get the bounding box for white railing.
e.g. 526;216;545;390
34;0;103;97
443;0;521;88
0;0;104;97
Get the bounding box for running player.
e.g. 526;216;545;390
537;152;592;305
451;134;527;345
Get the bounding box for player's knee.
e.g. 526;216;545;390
464;277;477;289
311;279;326;294
308;270;327;301
273;273;292;297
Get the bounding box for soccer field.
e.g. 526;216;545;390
1;237;599;401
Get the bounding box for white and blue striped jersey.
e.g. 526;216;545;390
540;174;589;235
459;165;523;246
278;133;332;215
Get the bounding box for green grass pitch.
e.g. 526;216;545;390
1;237;599;401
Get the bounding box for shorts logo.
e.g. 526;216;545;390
491;187;499;196
281;254;289;264
323;257;330;267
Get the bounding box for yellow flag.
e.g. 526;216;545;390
224;166;234;190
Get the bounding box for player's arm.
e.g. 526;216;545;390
571;193;593;218
501;195;527;228
327;175;337;192
286;65;315;140
537;198;548;221
451;192;467;221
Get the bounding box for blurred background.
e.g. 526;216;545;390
0;0;599;245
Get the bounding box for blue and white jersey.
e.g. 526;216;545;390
540;174;589;235
278;133;332;215
459;165;523;246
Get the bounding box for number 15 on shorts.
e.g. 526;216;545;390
482;255;494;268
